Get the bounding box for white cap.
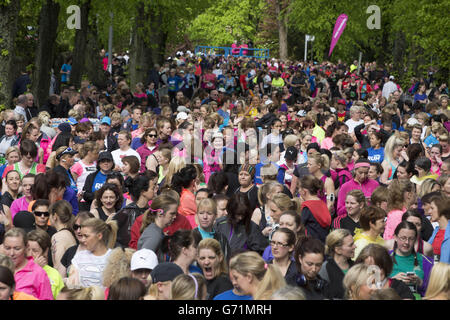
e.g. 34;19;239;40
176;112;188;120
265;99;273;105
130;249;158;271
407;117;419;126
297;110;307;117
389;75;395;80
218;88;226;93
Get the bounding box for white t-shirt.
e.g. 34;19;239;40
111;147;141;168
345;119;364;134
71;160;97;193
71;249;112;288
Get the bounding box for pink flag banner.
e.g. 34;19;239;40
329;14;348;56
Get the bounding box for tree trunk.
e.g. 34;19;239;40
71;0;90;88
0;0;20;108
85;21;107;89
275;0;288;60
31;0;60;107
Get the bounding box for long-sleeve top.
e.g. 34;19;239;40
15;257;53;300
337;179;379;217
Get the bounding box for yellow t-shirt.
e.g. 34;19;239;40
43;265;65;299
353;228;385;261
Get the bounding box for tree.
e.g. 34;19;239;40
0;0;21;108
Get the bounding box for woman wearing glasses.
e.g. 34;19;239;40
137;128;159;173
53;146;78;194
268;228;297;284
389;221;434;298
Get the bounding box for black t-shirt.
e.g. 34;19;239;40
332;215;361;237
390;278;415;299
207;274;233;300
1;191;17;208
61;244;79;269
236;185;259;212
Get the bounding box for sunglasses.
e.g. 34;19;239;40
148;134;157;138
73;224;82;230
34;211;50;217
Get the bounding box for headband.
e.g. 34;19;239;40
188;274;198;299
149;208;164;215
354;162;371;169
239;164;255;177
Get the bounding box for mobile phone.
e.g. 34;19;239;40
406;272;415;277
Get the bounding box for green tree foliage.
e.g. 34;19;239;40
189;0;266;47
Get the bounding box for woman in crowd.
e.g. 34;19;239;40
265;193;299;240
355;243;415;299
107;277;146;300
20;122;45;164
145;262;183;300
268;228;297;284
115;173;157;248
333;190;366;236
1;228;53;300
329;150;352;194
122;155;140;181
0;264;38;300
290;236;329;300
137;194;178;261
380;135;406;185
427;194;450;263
2;139;45;179
67;218;118;288
1;170;21;229
342;263;378;300
193;198;231;262
307;153;335;212
137;128;159;173
0;146;20;182
163;229;202;274
216;193;268;255
319;229;356;299
196;238;233;299
384;179;416;240
91;183;123;221
298;175;331;243
385;210;434;258
389;221;433;298
53;146;78;193
252;181;283;234
111;130;141;170
0;120;19;156
366;131;385;164
171;165;199;228
353;206;386;260
229;251;286;300
27;229;65;299
49;200;77;277
82;151;115;209
59;211;95;275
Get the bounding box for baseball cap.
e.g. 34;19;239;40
68;117;78;125
177;106;190;114
13;211;35;233
218;88;226;93
406;117;419;126
73;136;85;144
151;262;183;283
80;118;90;123
285;146;298;161
101;116;111;126
176;112;188;121
337;99;346;105
98;151;113;162
307;142;321;153
130;249;159;271
297;110;307;117
58;122;72;133
389;75;395;80
265;99;274;105
56;147;78;160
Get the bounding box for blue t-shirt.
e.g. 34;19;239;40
424;134;439;147
213;289;252;300
414;93;427;104
367;147;384;163
167;76;183;92
61;64;72;83
92;171;108;192
131;137;143;150
254;161;285;185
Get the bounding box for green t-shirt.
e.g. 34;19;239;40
43;265;65;299
390;252;424;280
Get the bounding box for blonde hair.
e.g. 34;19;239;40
102;247;134;288
78;141;99;159
343;263;375;300
197;198;217;216
81;218;118;249
5;146;19;159
424;262;450;300
325;229;352;256
270;193;301;215
230;251;286;300
0;254;15;273
58;286;105;300
38;111;51;126
197;239;227;277
163;156;186;188
257;181;283;206
171;273;207;300
283;134;300;149
309;153;330;170
384;135;405;164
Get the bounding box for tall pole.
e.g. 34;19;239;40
304;35;308;62
107;11;113;75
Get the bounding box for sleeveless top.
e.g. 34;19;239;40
14;162;38;179
259;206;267;232
388;160;397;180
97;207;109;222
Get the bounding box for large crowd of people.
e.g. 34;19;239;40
0;48;449;301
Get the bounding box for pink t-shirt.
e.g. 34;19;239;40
384;208;407;240
15;257;53;300
10;196;31;220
